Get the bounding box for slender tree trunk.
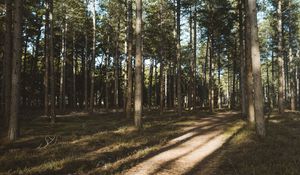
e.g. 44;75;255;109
290;48;296;110
8;0;23;141
90;0;96;112
3;0;12;131
176;0;182;116
192;3;197;110
59;22;66;111
239;0;246;117
126;0;133;118
218;52;221;109
44;1;49;116
72;32;76;108
134;0;143;129
277;0;285;114
271;50;275;108
49;0;55;123
209;34;214;113
148;59;154;108
159;0;164;114
114;22;120;108
248;0;266;137
245;0;255;123
84;34;88;110
105;52;109;111
231;44;237;109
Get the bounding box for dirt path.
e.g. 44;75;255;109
122;112;242;175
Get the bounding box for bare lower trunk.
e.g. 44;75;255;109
239;0;246;117
277;0;285;114
134;0;143;129
3;0;12;131
245;0;255;123
89;0;96;112
9;0;23;141
126;0;133;118
49;0;55;123
72;32;76;108
176;0;182;116
248;0;266;137
148;59;154;108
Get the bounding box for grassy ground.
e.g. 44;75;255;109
197;112;300;175
0;110;238;175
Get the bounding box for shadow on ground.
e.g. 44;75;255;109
0;110;241;175
186;112;300;175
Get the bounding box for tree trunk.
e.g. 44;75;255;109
3;0;12;131
72;32;76;108
289;48;296;111
126;0;133;118
239;0;246;117
105;52;109;111
245;0;255;123
84;34;88;110
89;0;96;112
192;3;197;110
59;21;66;111
209;34;214;113
114;22;120;108
148;59;154;108
44;0;49;116
248;0;266;137
159;0;164;114
176;0;182;116
8;0;23;141
134;0;143;129
49;0;56;123
277;0;285;114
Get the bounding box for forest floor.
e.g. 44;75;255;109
0;110;300;175
0;110;242;175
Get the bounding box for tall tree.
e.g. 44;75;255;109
3;0;13;132
176;0;182;116
49;0;56;123
90;0;96;112
134;0;143;129
126;0;133;118
245;0;255;123
277;0;285;114
8;0;23;141
248;0;266;136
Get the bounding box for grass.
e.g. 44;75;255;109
0;110;233;175
200;112;300;175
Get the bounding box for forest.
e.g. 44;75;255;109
1;0;300;174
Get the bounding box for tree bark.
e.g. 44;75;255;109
176;0;182;116
89;0;96;112
148;59;154;108
239;0;246;117
245;0;255;123
126;0;133;118
8;0;23;141
44;0;49;116
248;0;266;137
3;0;12;131
72;32;76;108
59;20;66;111
49;0;56;123
134;0;143;129
277;0;285;114
114;22;120;108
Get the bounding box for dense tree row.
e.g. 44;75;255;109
1;0;300;141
